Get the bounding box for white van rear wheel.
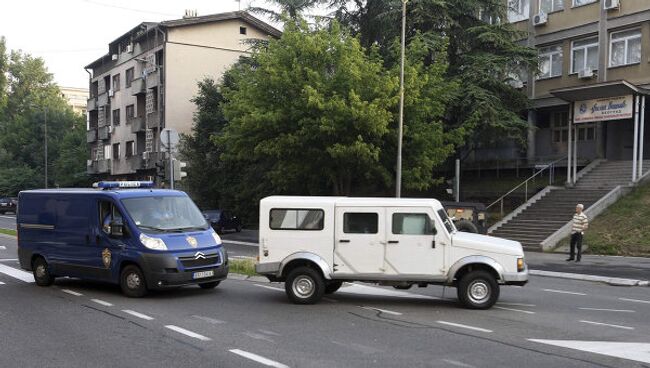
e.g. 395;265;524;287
285;266;325;304
457;270;499;309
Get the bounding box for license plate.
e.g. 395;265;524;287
193;270;214;279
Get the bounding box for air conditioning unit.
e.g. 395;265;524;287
126;44;134;53
578;68;595;79
604;0;620;10
533;13;547;26
111;54;118;61
142;151;149;160
108;89;114;97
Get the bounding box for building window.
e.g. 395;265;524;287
571;37;599;74
126;141;135;157
507;0;529;23
538;45;563;79
112;74;120;92
126;104;135;120
240;26;247;35
577;125;596;141
112;143;120;160
551;111;569;143
112;109;120;125
573;0;597;6
479;9;500;25
610;29;642;67
125;68;134;88
103;144;111;160
540;0;563;13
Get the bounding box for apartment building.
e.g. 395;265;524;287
85;11;281;179
60;87;89;115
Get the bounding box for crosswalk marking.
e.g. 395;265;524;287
529;340;650;364
0;263;34;283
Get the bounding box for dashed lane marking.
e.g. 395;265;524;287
578;308;635;313
91;299;113;307
619;297;650;304
0;246;6;250
493;306;535;315
165;325;211;341
441;359;476;368
0;263;34;282
360;306;403;316
0;281;5;285
122;310;154;321
497;302;536;307
192;315;226;324
437;321;493;333
543;288;586;296
229;349;290;368
62;289;83;296
579;320;634;330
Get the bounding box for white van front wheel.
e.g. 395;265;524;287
285;266;325;304
457;270;499;309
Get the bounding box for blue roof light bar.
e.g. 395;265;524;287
92;181;155;189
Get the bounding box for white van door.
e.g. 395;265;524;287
383;207;446;278
334;207;385;276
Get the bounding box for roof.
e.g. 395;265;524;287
261;196;443;208
20;189;187;198
551;80;650;102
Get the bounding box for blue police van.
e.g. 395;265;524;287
17;181;228;297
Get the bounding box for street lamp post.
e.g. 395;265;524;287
43;108;48;189
396;0;408;198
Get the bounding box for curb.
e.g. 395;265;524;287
229;272;270;283
530;269;650;287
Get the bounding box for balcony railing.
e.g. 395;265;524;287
87;159;111;174
87;97;98;111
86;129;97;143
129;116;146;133
146;111;160;129
145;70;159;88
127;154;144;171
131;78;146;95
97;92;109;107
98;126;111;140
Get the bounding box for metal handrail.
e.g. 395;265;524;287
486;157;566;216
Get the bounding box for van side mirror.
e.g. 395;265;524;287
110;219;125;238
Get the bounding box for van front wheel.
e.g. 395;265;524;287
285;266;325;304
457;270;499;309
33;257;54;286
120;265;148;298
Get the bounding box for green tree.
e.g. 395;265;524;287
248;0;323;21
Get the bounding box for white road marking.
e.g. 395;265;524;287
62;289;83;296
0;246;6;250
91;299;113;307
254;284;284;292
229;349;289;368
165;325;211;341
331;340;383;354
339;283;439;300
441;359;476;368
244;331;275;343
221;240;259;247
258;329;281;336
529;340;650;364
192;315;226;324
493;306;535;315
360;306;403;316
0;281;5;285
122;310;154;321
619;297;650;304
579;320;634;330
0;263;34;282
497;302;536;307
0;258;19;262
543;288;586;296
578;308;635;313
437;321;493;333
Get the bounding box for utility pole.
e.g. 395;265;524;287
167;129;174;190
44;108;48;189
396;0;407;198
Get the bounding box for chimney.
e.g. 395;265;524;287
183;9;198;18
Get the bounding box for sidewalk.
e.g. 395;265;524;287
526;251;650;286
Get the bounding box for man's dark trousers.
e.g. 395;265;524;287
569;232;583;261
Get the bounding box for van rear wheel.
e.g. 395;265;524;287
285;266;325;304
457;270;499;309
120;265;148;298
32;257;54;286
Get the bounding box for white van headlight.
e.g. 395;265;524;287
211;230;222;245
140;233;167;251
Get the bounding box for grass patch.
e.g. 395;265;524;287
0;228;16;237
558;182;650;256
229;258;258;276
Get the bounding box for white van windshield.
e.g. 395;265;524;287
122;196;209;232
437;208;456;234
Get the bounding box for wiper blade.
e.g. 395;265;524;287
137;225;168;232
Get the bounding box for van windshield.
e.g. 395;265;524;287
122;196;209;232
437;208;456;234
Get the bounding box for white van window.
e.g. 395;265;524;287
270;209;324;230
392;213;434;235
437;209;455;233
343;213;378;234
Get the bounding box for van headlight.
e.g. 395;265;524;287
140;233;167;251
211;230;222;245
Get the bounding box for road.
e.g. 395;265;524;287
0;214;15;230
1;234;650;367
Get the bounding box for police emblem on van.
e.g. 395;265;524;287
102;248;112;268
186;236;198;248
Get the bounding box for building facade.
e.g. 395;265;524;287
60;87;89;115
85;11;280;180
506;0;650;178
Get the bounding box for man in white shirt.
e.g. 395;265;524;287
567;204;588;262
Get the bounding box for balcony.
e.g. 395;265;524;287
87;97;98;111
127;154;144;171
86;129;97;143
129;116;146;133
131;78;146;95
98;126;111;140
87;159;111;174
146;70;159;88
97;92;109;107
146;111;160;129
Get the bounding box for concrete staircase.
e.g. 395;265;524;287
490;160;650;250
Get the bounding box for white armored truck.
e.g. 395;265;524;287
255;196;528;309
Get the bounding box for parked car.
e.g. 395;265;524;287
255;196;527;309
440;201;488;234
202;210;242;233
0;197;17;214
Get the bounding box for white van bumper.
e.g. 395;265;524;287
502;268;529;286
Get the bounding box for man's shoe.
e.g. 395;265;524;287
566;258;574;261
